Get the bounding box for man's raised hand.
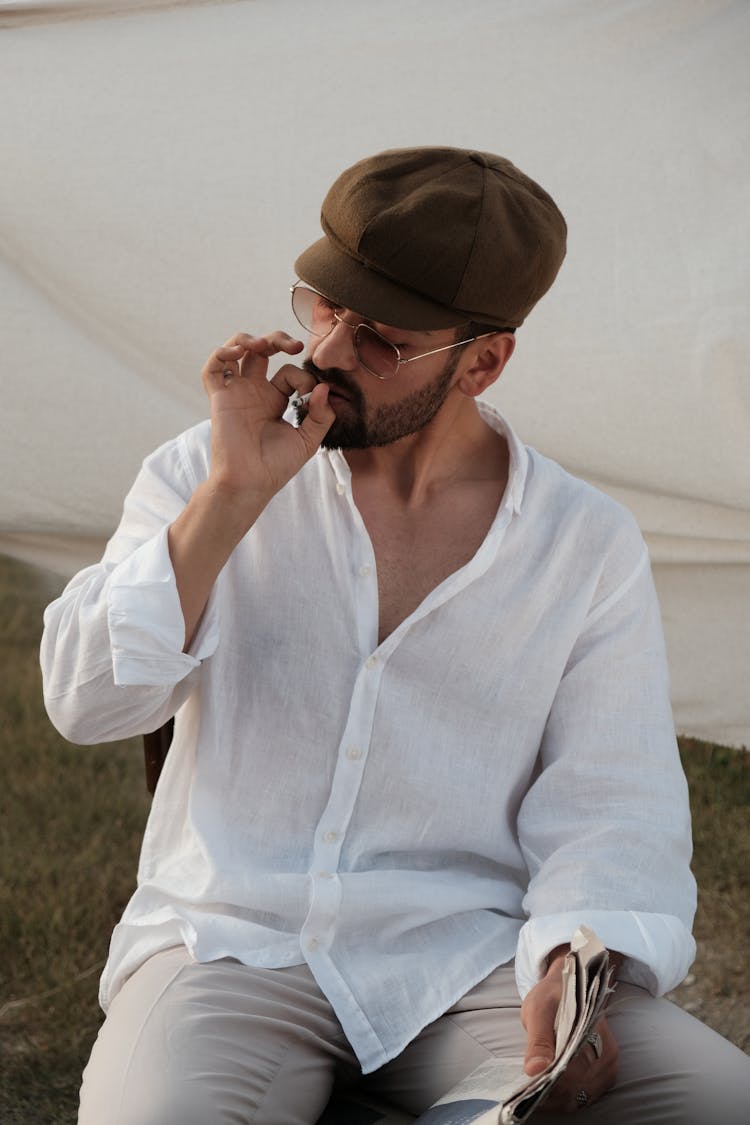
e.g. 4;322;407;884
203;331;334;510
168;331;334;649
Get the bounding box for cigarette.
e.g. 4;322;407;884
291;391;313;407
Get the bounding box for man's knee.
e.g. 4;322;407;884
79;1081;226;1125
80;1048;337;1125
602;986;750;1124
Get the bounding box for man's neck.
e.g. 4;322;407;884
343;396;507;508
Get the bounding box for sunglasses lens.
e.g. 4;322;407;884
355;325;399;379
291;285;399;378
291;286;336;335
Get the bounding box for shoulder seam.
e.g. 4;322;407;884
584;546;650;629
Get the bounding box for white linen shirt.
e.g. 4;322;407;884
41;403;696;1074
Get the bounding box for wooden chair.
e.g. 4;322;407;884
142;719;173;794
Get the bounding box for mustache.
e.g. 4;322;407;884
302;359;358;398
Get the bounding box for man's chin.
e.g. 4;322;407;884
316;398;370;449
320;424;368;451
293;402;366;450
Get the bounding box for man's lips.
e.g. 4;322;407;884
324;383;352;403
302;361;354;404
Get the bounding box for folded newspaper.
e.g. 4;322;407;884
413;925;616;1125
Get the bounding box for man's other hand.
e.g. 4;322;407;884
520;947;619;1113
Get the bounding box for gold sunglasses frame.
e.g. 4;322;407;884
290;282;496;380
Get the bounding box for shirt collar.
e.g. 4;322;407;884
476;399;529;516
323;401;529;517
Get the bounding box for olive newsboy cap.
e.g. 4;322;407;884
295;146;567;330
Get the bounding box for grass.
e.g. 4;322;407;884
0;555;149;1124
666;737;750;1046
0;553;748;1123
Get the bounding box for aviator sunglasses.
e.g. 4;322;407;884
290;282;497;381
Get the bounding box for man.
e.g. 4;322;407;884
41;147;749;1123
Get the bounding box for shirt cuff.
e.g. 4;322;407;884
515;909;696;998
107;525;219;686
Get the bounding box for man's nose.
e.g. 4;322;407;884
310;316;359;372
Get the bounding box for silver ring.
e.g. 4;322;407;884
222;367;234;383
586;1030;603;1059
576;1089;590;1107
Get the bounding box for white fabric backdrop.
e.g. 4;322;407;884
1;0;748;746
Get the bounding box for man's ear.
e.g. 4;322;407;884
456;333;516;398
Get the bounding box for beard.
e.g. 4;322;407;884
295;356;458;450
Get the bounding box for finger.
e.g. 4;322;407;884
206;336;257;380
220;330;302;355
238;332;304;377
540;1055;589;1112
545;1074;600;1114
542;1022;619;1112
577;1018;616;1072
214;345;246;363
222;332;256;348
202;334;304;395
246;330;304;357
269;361;315;400
522;1004;557;1076
207;334;302;374
540;1058;593;1113
583;1028;604;1064
294;384;335;455
524;1037;555;1077
202;345;247;394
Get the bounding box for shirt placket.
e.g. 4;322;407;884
300;447;518;962
301;455;382;958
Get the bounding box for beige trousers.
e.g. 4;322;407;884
78;947;750;1125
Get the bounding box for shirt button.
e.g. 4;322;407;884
336;482;346;495
306;937;319;951
346;746;362;761
365;655;378;670
317;870;333;879
359;564;372;577
323;830;338;843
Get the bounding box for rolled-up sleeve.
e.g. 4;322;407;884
41;424;219;742
514;537;697;998
108;523;218;686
